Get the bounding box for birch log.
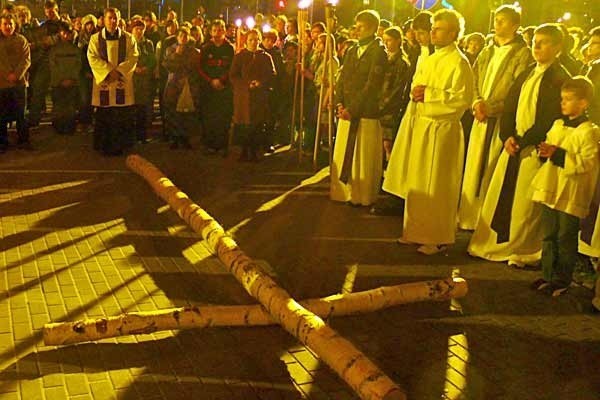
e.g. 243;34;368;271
125;154;405;400
44;277;467;345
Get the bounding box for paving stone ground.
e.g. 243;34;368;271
0;125;599;400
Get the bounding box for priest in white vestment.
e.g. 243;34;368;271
468;24;570;266
88;7;138;155
457;5;531;230
397;9;473;255
330;10;387;206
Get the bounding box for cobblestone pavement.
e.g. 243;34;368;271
0;126;599;400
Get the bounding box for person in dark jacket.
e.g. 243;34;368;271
27;0;62;127
230;29;276;161
260;28;284;152
155;19;178;141
163;27;201;149
131;19;156;143
331;9;387;207
379;26;410;163
468;23;571;267
76;14;96;130
49;21;81;134
197;19;234;155
0;13;31;152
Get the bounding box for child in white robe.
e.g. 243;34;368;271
530;76;600;296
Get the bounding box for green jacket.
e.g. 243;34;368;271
49;40;81;87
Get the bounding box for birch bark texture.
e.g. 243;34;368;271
124;154;405;400
44;277;468;345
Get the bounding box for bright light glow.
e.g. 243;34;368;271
298;0;312;9
512;2;522;12
262;23;271;33
246;16;256;30
235;18;242;27
327;0;339;5
563;12;572;20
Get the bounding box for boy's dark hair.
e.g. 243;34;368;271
412;11;432;31
562;76;595;103
355;10;380;31
44;1;58;10
494;5;521;26
383;26;403;41
534;23;563;46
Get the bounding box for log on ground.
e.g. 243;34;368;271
125;154;406;400
44;277;467;345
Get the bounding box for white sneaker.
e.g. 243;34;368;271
417;244;447;255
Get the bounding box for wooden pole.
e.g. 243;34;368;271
124;155;406;400
313;57;327;170
326;4;336;169
298;8;308;162
44;277;467;345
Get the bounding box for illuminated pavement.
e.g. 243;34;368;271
1;125;599;399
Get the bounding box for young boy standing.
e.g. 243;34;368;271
530;76;600;296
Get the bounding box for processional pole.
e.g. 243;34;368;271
291;0;311;161
313;0;337;170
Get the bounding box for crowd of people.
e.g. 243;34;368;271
1;1;600;309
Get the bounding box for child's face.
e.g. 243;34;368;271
560;90;588;119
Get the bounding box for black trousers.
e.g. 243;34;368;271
0;86;28;146
94;106;135;154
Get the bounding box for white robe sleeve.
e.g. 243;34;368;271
87;33;114;85
422;56;473;117
563;126;600;176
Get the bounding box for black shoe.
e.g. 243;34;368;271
539;283;569;297
530;278;549;291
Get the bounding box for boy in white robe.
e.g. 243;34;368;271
331;10;387;206
468;24;570;266
530;77;600;296
87;7;138;156
396;9;473;255
457;5;531;230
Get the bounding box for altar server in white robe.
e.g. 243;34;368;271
397;9;473;255
88;7;138;156
457;5;531;230
381;11;434;203
468;24;570;266
330;10;387;206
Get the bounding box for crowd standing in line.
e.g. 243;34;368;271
1;1;600;309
